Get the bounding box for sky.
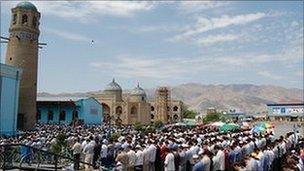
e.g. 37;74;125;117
1;1;303;93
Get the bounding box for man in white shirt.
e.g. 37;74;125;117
212;145;225;171
135;145;144;171
148;141;157;171
164;149;175;171
127;145;136;171
201;150;211;171
100;140;108;167
72;138;82;170
83;136;95;169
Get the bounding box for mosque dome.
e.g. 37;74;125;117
16;1;38;12
131;83;146;97
104;78;122;91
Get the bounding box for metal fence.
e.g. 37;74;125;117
0;143;97;170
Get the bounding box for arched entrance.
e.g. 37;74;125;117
130;106;137;122
102;103;111;123
115;106;123;125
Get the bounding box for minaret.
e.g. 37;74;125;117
155;87;170;123
5;1;40;130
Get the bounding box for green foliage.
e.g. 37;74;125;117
153;120;164;129
110;132;120;142
183;110;197;119
143;126;156;134
57;133;67;147
50;133;67;155
50;143;61;154
134;121;143;132
203;113;226;123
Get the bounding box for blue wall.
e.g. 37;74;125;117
37;103;78;124
37;97;103;125
76;97;103;124
0;64;21;135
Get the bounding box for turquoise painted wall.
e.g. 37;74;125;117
76;97;103;124
37;104;78;124
37;97;103;125
0;64;21;135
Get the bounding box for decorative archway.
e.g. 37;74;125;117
131;106;137;118
102;103;111;123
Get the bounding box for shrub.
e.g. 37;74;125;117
134;122;143;132
203;113;226;123
183;110;196;119
153;120;164;129
110;132;120;142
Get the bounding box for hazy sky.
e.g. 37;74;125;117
1;1;303;93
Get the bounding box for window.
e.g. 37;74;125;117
72;110;78;120
59;110;66;121
22;14;28;25
48;110;54;122
116;106;122;115
33;16;37;28
142;96;145;101
151;114;154;119
13;14;17;25
151;106;154;111
36;110;41;121
173;106;178;112
131;106;137;118
173;114;178;121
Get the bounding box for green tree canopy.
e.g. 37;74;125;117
183;110;197;119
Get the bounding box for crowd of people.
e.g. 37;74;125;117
0;123;303;171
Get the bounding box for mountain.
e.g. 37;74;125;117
38;84;303;114
169;84;303;114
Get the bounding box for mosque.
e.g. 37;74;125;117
94;79;183;125
0;1;184;133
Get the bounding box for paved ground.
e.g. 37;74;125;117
272;121;304;139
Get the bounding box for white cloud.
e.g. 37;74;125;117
2;1;155;23
258;71;283;80
178;1;230;13
90;56;190;79
46;28;91;42
170;12;266;42
197;34;239;45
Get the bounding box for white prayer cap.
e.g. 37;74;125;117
193;155;199;159
182;144;189;148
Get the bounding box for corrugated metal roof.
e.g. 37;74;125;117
37;96;88;102
267;103;304;106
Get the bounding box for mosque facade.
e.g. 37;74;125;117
93;79;184;125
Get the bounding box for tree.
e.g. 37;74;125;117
183;110;197;119
50;133;67;155
203;113;226;123
153;120;164;129
134;121;143;132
